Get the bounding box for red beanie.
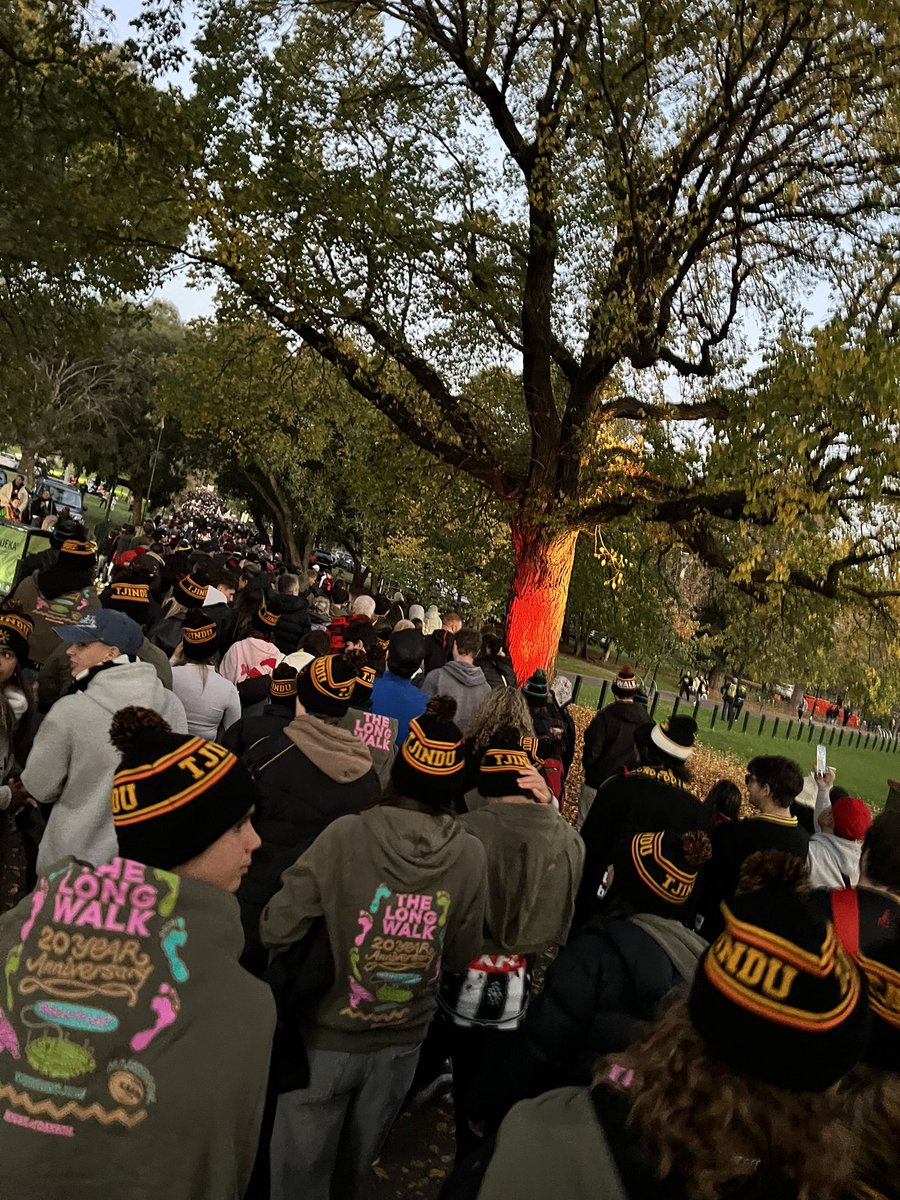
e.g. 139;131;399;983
832;796;872;841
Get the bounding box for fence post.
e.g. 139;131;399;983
758;715;765;736
710;704;718;729
572;675;583;704
797;721;804;740
741;711;749;733
772;717;780;739
807;722;815;743
818;726;826;744
649;691;660;719
672;697;681;718
595;679;608;711
829;727;835;746
785;719;793;740
838;728;844;746
692;700;700;724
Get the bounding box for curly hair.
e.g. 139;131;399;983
842;1067;900;1200
464;687;533;745
595;1000;856;1200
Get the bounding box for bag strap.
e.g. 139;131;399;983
830;887;860;957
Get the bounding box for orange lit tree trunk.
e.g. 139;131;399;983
505;518;579;684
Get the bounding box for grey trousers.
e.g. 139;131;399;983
270;1041;421;1200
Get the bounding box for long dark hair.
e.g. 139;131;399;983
0;658;36;766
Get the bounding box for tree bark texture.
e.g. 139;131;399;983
505;519;578;684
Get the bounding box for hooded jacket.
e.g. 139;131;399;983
260;804;487;1052
338;707;398;792
806;832;863;889
581;700;653;792
219;636;284;685
21;660;187;873
471;910;706;1127
237;714;379;970
459;803;584;955
421;661;492;735
37;637;173;714
269;593;310;656
0;856;275;1200
12;572;102;666
370;670;428;747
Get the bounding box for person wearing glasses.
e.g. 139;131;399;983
697;755;809;940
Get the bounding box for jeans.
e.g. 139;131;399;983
270;1041;421;1200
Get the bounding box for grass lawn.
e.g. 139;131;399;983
574;687;898;809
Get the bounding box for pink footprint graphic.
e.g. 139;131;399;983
354;911;373;946
130;984;180;1052
0;1007;20;1059
20;882;48;942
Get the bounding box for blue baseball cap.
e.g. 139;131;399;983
55;610;144;656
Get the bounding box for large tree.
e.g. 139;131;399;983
27;0;900;678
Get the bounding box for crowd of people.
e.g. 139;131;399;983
0;502;897;1200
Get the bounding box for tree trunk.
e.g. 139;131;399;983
505;519;579;684
19;447;36;491
130;485;144;525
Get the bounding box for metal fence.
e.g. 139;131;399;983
570;676;900;755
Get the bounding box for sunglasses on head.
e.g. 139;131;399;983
744;773;755;785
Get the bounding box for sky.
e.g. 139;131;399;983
105;0;216;320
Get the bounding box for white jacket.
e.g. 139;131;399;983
807;834;863;888
22;660;187;872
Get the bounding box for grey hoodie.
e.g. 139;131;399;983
22;661;187;872
421;660;492;734
261;803;487;1051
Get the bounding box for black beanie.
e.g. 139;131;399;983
477;728;544;798
351;662;377;710
689;884;869;1091
0;605;33;666
57;538;97;573
853;937;900;1073
296;651;363;717
174;573;209;608
110;707;258;870
103;580;151;626
613;830;711;917
182;611;220;661
269;665;298;706
250;602;280;636
391;696;465;809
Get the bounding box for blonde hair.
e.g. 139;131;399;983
465;687;533;745
596;1000;855;1200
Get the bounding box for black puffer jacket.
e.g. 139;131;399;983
472;911;705;1126
269;593;311;656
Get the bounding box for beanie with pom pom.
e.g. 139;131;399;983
612;828;712;918
391;695;465;810
689;851;869;1091
109;706;259;869
296;649;367;718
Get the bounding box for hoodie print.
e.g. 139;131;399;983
344;885;451;1024
0;859;189;1139
349;712;393;754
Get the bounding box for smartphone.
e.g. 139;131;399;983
816;744;827;775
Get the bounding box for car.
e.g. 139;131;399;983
310;548;335;569
34;476;85;521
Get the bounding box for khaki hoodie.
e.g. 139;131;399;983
0;856;275;1200
261;804;487;1052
